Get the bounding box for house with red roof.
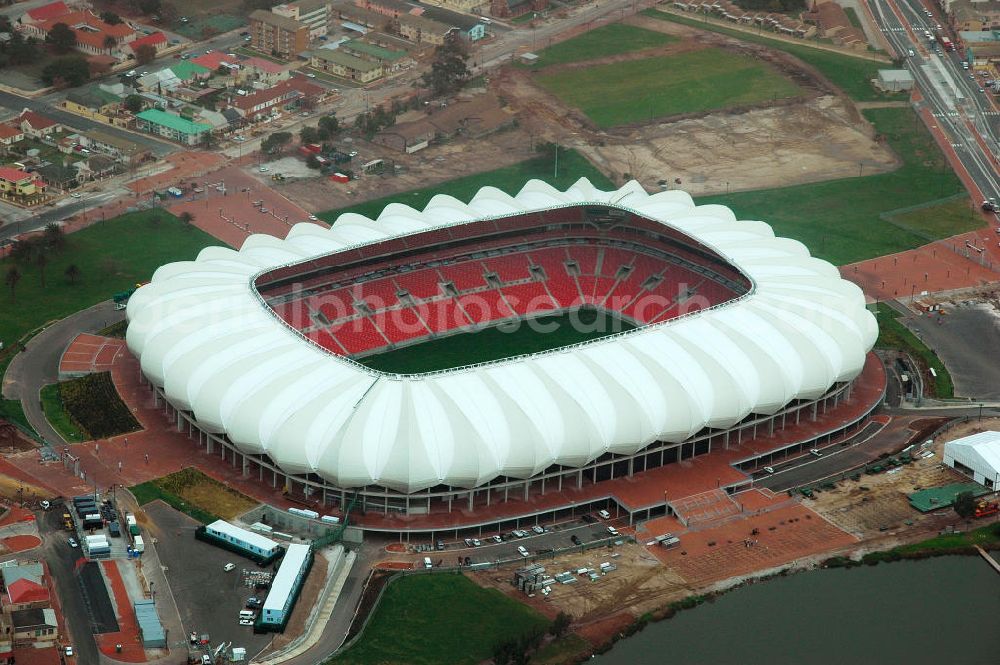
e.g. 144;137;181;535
0;167;45;197
238;56;290;86
0;124;24;146
20;1;69;25
226;78;323;122
15;110;61;139
19;7;137;57
127;31;167;57
191;51;240;71
4;578;49;612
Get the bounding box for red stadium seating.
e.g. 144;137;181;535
439;262;487;291
375;307;430;343
330;317;388;355
485;255;531;282
354;277;400;310
394;272;442;300
502;282;557;315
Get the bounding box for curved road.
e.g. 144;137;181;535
2;301;124;446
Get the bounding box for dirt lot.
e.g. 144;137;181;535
274;129;537;215
808;448;968;539
472;543;689;624
494;14;895;195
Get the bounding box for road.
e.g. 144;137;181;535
868;0;1000;205
1;300;123;446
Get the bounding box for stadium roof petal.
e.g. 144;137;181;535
126;180;877;493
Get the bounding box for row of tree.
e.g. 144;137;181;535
4;224;79;300
491;611;572;665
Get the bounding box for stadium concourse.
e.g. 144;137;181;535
119;179;883;535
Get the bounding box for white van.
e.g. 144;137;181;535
423;557;432;569
223;562;236;572
238;610;255;620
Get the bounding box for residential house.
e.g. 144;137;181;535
309;48;384;81
135;109;212;145
490;0;548;19
170;61;212;84
239;57;291;86
196;109;230;132
418;6;485;41
3;578;48;613
0;167;45;196
126;31;168;58
10;609;57;647
422;0;482;12
191;51;241;71
0;124;24;146
228;78;322;121
335;5;392;32
136;69;181;93
63;86;123;122
221;107;245;130
801;0;866;50
341;39;410;71
375;94;513;152
272;0;331;39
16;110;61;139
948;0;1000;31
78;129;150;165
249;9;310;59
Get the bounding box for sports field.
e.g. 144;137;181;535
319;148;612;222
642;9;893;102
359;308;635;374
526;23;677;68
535;48;801;128
332;573;550;665
697;108;967;266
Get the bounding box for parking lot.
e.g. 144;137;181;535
143;502;274;658
413;516;627;567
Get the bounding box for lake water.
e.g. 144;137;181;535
596;556;1000;665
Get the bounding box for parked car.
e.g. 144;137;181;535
259;166;269;172
436;540;445;550
239;619;253;626
570;535;581;545
68;538;78;548
224;562;235;572
517;546;529;557
246;597;261;609
70;192;81;198
471;538;481;547
607;526;619;536
491;535;502;544
464;538;474;547
597;509;611;520
763;466;775;474
531;525;544;534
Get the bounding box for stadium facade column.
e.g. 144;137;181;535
242;454;249;478
469;490;474;511
628;457;634;477
577;469;583;489
485;486;490;506
523;481;529;501
812;402;819;421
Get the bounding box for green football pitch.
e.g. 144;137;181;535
357;307;636;374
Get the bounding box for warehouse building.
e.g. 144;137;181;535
944;431;1000;489
260;543;312;630
203;520;282;560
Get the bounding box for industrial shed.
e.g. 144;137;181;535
134;599;166;648
944;431;1000;489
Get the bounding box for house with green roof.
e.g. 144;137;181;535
341;39;410;71
64;86;124;121
170;60;212;83
308;49;384;83
135;109;212;145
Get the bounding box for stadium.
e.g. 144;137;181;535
126;179;882;533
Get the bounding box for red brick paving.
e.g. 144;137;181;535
645;503;856;585
59;334;127;376
0;506;36;527
96;560;145;662
167;165;323;248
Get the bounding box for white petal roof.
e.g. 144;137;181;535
126;179;877;493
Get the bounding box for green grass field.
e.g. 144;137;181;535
874;306;953;398
526;23;676;68
642;9;896;102
894;521;1000;553
319;148;612;222
697;108;967;266
332;574;550;665
0;210;217;348
535;49;801;128
39;383;86;443
359;308;635;374
882;196;984;241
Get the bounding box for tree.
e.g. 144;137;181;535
179;211;194;226
135;43;157;65
100;11;123;25
64;263;81;284
305;153;320;170
124;94;144;114
4;32;38;65
43;223;64;252
103;35;118;51
9;238;38;264
4;266;20;301
954;491;976;518
317;114;339;140
35;252;47;288
46;23;77;55
299;125;320;144
421;32;470;97
261;131;292;155
550;611;571;638
41;56;90;88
